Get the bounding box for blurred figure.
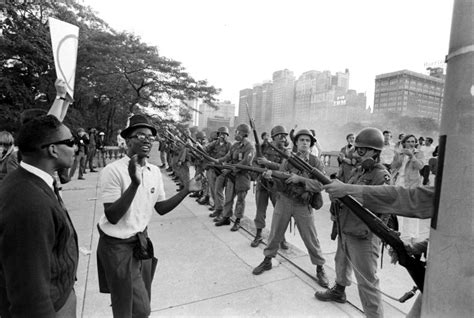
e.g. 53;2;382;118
117;129;126;158
380;130;395;171
337;133;356;182
0;131;15;184
96;131;107;168
392;134;424;188
395;133;405;150
419;137;435;185
87;128;98;172
69;128;89;180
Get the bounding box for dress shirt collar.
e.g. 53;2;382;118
20;161;54;190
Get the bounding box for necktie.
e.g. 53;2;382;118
53;180;67;211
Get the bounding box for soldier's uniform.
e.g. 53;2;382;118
207;128;232;217
218;138;255;226
254;143;283;231
264;153;326;265
316;127;390;318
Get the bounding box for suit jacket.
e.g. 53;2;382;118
0;167;78;318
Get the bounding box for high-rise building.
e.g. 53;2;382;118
271;69;295;128
261;82;273;132
197;100;235;131
373;69;444;122
237;88;253;126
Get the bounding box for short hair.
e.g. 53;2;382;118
383;130;391;135
401;134;417;146
398;133;405;139
17;115;63;154
0;131;14;145
20;108;47;125
261;132;268;139
346;133;354;140
426;137;434;143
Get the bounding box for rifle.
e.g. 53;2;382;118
245;103;262;158
267;143;426;292
218;163;291;181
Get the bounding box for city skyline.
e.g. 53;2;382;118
84;0;454;113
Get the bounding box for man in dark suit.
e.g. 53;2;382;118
0;115;79;317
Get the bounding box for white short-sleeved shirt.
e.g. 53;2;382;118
99;156;166;239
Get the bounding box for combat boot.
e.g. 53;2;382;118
197;195;210;205
208;205;215;211
314;284;346;303
230;218;240;231
279;239;289;250
316;265;329;288
209;210;220;218
215;216;230;226
251;229;263;247
252;257;272;275
189;191;201;198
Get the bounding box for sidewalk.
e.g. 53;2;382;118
62;149;417;317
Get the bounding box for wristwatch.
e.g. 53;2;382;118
56;96;66;101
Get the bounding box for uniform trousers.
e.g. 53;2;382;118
264;195;325;265
69;151;86;179
254;181;278;230
206;169;217;204
335;233;383;318
97;228;157;318
222;177;247;219
214;173;227;212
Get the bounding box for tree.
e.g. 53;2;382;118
0;1;220;140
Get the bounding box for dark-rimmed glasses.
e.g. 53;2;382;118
41;138;76;149
129;132;156;142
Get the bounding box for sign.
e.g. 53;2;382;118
48;17;79;98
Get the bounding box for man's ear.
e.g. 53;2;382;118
47;144;60;159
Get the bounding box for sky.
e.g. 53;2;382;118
82;0;454;112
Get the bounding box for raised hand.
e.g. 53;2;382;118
128;155;141;186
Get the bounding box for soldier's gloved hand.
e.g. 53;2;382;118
323;179;350;198
186;176;203;193
177;161;182;167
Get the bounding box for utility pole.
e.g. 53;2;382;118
421;0;473;317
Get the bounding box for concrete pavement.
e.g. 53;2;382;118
62;148;418;317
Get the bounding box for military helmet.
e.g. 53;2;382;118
294;129;316;145
217;126;229;135
354;127;384;151
236;123;251;135
270;125;288;138
196;131;206;139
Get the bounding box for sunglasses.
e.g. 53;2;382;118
41;138;76;149
130;133;156;142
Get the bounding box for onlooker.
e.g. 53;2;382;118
419;137;436;185
417;136;425;148
392;134;424;188
0;115;78;317
380;130;395;171
69;128;89;180
0;131;15;184
117;129;126;158
337;133;356;182
97;115;201;317
96;131;107;168
395;133;405;150
87;128;98;172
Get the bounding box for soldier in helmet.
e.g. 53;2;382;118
215;123;256;231
204;131;219;210
315;127;391;318
192;131;210;203
206;127;232;218
251;125;290;248
252;129;329;289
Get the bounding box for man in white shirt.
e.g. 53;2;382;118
97;114;201;317
419;137;436;185
380;130;395;171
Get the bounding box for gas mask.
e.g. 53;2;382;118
354;150;376;170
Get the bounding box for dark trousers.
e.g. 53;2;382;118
97;229;157;318
69;152;86;179
420;165;430;185
87;147;97;170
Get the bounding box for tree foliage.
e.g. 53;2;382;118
0;1;220;142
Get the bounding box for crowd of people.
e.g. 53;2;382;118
0;78;437;318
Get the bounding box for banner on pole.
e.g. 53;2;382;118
48;17;79;98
